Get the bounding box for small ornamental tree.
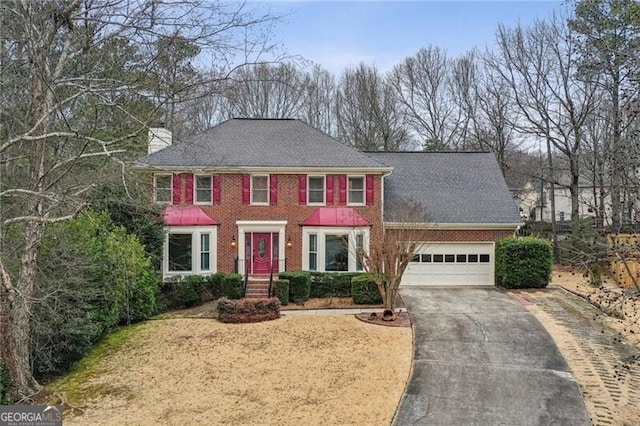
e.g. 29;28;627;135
359;202;426;313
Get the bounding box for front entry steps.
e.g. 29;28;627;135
245;277;277;298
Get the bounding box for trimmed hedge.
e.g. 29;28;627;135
275;279;290;305
178;275;205;307
496;237;553;288
309;272;365;298
351;275;383;304
222;273;244;299
217;297;281;323
0;364;10;404
204;272;226;300
279;271;311;303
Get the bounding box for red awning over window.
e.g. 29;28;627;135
300;208;372;227
163;206;218;226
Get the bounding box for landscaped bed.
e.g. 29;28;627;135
46;315;412;425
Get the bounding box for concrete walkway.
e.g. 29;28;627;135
281;307;407;316
393;287;591;426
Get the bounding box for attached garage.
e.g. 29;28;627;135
401;242;495;286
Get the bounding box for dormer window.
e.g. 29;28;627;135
154;174;172;203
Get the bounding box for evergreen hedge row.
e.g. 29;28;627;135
351;275;383;304
278;271;311;303
495;237;553;288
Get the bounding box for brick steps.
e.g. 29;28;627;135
245;279;274;298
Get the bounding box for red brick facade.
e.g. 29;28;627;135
170;172;384;273
388;228;515;242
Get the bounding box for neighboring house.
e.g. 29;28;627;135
513;179;638;226
136;118;521;291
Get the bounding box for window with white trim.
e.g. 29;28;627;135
307;176;325;204
195;175;212;204
348;176;365;205
302;227;369;272
164;227;217;277
251;174;269;205
309;234;318;271
155;174;172;203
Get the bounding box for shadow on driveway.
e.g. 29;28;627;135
393;287;590;426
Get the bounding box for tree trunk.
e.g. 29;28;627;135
610;71;622;230
546;137;559;259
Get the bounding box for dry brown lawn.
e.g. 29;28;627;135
49;315;412;426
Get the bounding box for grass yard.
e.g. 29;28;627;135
46;315;412;425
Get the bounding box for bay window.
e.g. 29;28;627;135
302;227;369;272
164;226;217;277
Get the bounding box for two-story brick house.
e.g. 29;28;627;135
136;118;521;290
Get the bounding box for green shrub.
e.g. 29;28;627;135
279;271;311;303
0;364;10;405
204;272;226;299
309;272;333;298
496;237;553;288
275;279;290;305
222;273;243;299
217;297;281;323
310;272;366;298
177;275;205;308
351;275;382;304
33;210;159;380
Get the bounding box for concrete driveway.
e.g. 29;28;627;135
393;287;591;426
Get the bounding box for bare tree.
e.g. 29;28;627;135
301;65;337;136
225;62;308;118
359;202;427;313
390;46;462;150
0;0;278;400
488;16;598;224
336;63;412;150
570;0;640;229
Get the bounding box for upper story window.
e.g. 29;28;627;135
348;176;365;205
195;175;212;204
154;174;172;203
308;176;325;205
251;174;269;204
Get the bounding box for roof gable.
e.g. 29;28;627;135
137;119;389;171
367;152;522;225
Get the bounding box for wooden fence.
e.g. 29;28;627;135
608;234;640;290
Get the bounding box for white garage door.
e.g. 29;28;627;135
401;242;495;286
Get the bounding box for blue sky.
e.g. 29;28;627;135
259;1;565;75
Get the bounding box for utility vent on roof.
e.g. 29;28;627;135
148;124;172;154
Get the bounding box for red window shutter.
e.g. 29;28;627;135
241;175;250;204
366;175;374;205
270;174;278;205
338;175;347;204
298;175;307;205
326;175;334;205
172;174;181;205
213;175;221;204
184;173;194;205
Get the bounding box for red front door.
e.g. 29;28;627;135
252;233;272;274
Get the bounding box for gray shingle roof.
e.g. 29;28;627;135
137;118;389;170
367;152;522;224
